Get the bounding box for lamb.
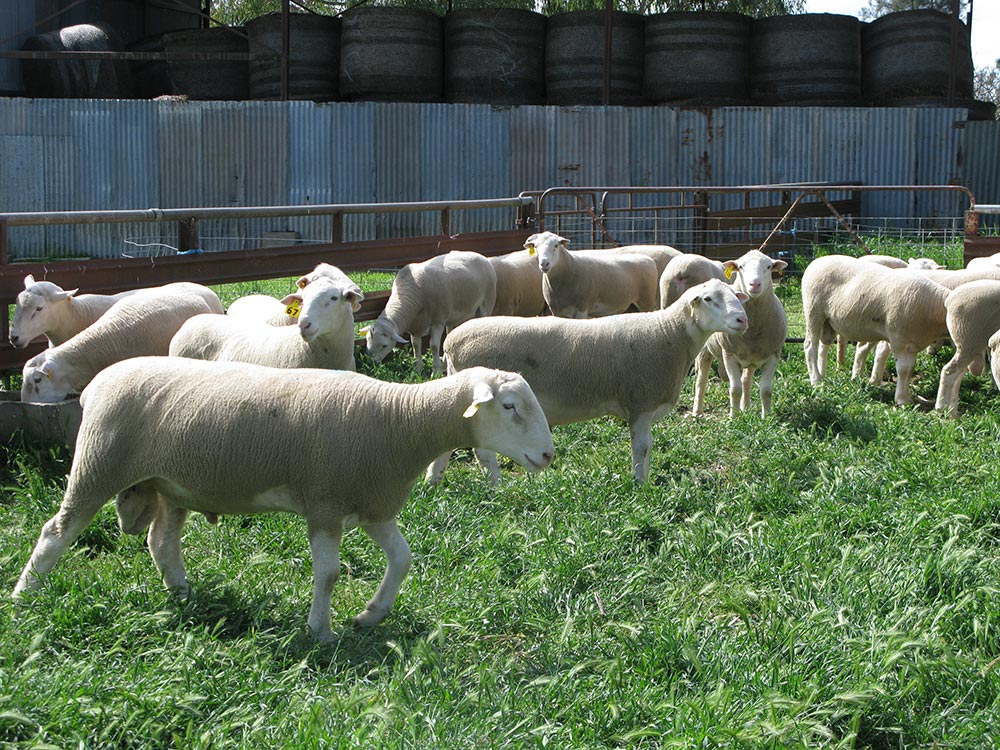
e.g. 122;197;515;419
20;282;224;404
659;253;727;308
12;357;553;639
527;231;658;318
934;280;1000;417
488;250;547;317
170;277;360;371
802;255;950;405
426;278;749;484
692;250;787;417
362;251;497;374
9;275;137;348
227;263;364;326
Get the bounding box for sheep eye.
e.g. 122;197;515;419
503;403;515;411
36;306;43;312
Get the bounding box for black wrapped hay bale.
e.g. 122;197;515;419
247;12;341;101
751;13;861;106
161;26;249;101
546;10;645;106
644;11;751;105
21;23;134;99
444;8;546;105
340;7;443;103
862;9;973;103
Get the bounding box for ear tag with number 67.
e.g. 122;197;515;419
285;300;301;318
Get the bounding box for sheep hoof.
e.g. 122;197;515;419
353;605;388;629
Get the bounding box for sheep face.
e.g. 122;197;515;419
525;231;569;274
723;250;786;299
281;278;360;343
685;279;750;335
21;351;73;404
908;257;945;270
363;319;407;362
462;368;554;473
9;276;77;348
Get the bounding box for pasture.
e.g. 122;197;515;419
2;247;1000;748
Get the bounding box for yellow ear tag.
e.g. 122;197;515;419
296;278;308;289
463;403;480;418
724;266;735;280
45;370;52;380
526;244;536;256
285;300;301;318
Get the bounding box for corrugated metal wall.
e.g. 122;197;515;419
0;97;995;260
963;120;1000;228
1;1;35;94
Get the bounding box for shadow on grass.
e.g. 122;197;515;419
775;396;878;443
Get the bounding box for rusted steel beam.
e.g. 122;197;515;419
706;198;860;231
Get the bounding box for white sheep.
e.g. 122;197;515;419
20;282;224;404
170;277;360;371
362;251;497;374
488;250;547;317
965;253;1000;271
12;357;554;639
526;231;658;318
989;329;1000;389
605;243;683;277
226;263;364;326
802;255;950;405
659;254;727;308
934;279;1000;417
9;275;137;348
426;278;749;484
693;250;787;417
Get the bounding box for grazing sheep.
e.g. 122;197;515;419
934;280;1000;417
488;250;547;317
802;255;950;405
12;357;554;639
20;282;223;404
362;251;497;374
9;275;136;348
527;231;658;318
427;278;749;484
693;250;787;417
227;263;363;327
659;254;727;308
171;277;361;371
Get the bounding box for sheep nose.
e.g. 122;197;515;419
9;334;19;346
736;316;749;331
299;320;314;337
542;451;554;466
539;261;550;272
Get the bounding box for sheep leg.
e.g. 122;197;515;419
429;324;446;375
721;353;745;417
836;335;847;368
871;341;891;385
306;524;343;640
852;341;872;379
353;520;412;629
629;413;655;483
473;449;501;486
146;501;190;595
969;351;986;377
424;452;452;485
691;347;713;416
410;335;424;375
758;355;779;417
13;491;105;598
935;351;970;418
809;339;825;383
740;368;756;413
892;348;917;405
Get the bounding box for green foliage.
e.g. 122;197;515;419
5;251;1000;747
859;0;969;21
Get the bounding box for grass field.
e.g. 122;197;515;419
3;243;1000;748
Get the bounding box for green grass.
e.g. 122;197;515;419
3;250;1000;748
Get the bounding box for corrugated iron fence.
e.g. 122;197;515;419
0;99;997;260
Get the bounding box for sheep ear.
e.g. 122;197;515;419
688;297;701;319
525;243;536;256
723;261;738;281
52;288;78;301
24;274;35;288
736;291;750;302
463;382;495;418
359;325;373;335
346;289;364;313
295;275;310;289
773;259;788;274
279;292;303;306
393;331;408;344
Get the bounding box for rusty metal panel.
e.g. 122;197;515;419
0;0;33;94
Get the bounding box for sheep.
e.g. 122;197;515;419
526;231;658;318
170;277;361;371
856;255;943;271
989;329;1000;389
227;263;364;326
12;357;554;639
802;255;950;405
362;251;497;375
934;280;1000;418
692;250;787;417
605;243;683;277
9;275;137;349
488;250;547;317
20;282;224;404
426;278;749;485
659;253;727;308
965;253;1000;271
